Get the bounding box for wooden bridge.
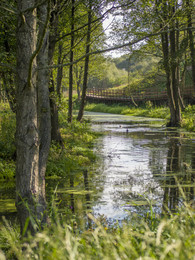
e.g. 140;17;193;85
86;87;195;105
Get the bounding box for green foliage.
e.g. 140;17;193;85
181;105;195;131
0;159;15;180
0;103;15;179
85;103;170;121
0;205;194;259
0;103;16;159
88;60;128;89
47;115;97;177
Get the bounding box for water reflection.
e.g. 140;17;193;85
92;124;195;220
162;135;195;213
1;117;195;225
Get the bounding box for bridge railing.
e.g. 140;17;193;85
86;87;194;101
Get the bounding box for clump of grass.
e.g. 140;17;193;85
0;205;194;260
181;105;195;131
47;114;98;177
0;103;16;159
0;103;16;179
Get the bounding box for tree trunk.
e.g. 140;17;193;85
169;24;181;126
186;0;195;89
16;0;39;234
77;1;92;121
37;2;51;225
56;43;63;100
48;1;62;143
50;73;62;143
68;0;75;123
160;0;181;127
75;65;83;101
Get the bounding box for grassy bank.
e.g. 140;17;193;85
85;103;195;131
0;102;195;259
0;205;194;259
0;102;98;180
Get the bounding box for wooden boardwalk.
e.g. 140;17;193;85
86;87;195;105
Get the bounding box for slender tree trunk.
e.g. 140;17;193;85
49;1;62;143
77;1;92;121
16;0;39;234
160;0;181;127
170;23;181;126
68;0;75;123
186;0;195;89
161;28;175;125
50;72;62;143
37;1;51;224
75;65;83;101
56;42;63;100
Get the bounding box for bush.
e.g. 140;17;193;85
0;104;16;159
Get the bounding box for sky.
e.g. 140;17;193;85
102;12;124;58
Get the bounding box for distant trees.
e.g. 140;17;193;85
110;0;195;127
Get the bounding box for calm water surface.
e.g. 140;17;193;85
85;112;195;221
1;112;195;226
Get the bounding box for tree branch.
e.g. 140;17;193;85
44;26;194;70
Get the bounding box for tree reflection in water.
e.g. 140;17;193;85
162;135;195;214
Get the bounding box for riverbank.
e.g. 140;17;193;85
85;103;195;132
0;103;98;181
0;103;195;259
1;203;194;259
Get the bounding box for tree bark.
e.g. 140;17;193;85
68;0;75;123
186;0;195;89
169;20;181;126
160;0;181;127
37;1;51;225
50;73;62;143
56;42;63;100
75;65;83;101
16;0;39;234
49;0;62;143
77;1;92;121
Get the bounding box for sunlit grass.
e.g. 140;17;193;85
85;103;195;132
0;205;194;260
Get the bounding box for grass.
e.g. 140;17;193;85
0;101;194;259
0;204;194;259
85;103;195;131
0;102;98;180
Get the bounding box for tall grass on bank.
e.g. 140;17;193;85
0;102;98;180
85;103;170;119
0;204;194;260
85;103;195;131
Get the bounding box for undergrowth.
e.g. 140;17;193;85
0;204;194;260
0;102;98;180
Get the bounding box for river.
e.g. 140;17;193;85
84;112;195;222
0;112;195;227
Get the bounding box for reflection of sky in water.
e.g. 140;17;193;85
92;123;169;220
